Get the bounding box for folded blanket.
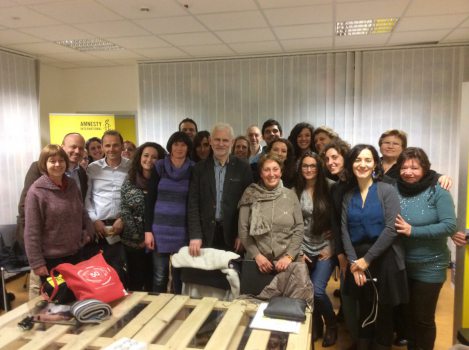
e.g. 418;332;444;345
70;299;112;324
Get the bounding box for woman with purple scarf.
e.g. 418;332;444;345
144;131;194;293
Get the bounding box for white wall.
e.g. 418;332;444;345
39;64;138;145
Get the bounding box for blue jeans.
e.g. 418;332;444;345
310;256;337;326
152;252;181;294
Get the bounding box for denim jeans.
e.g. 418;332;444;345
152;252;181;294
310;256;337;326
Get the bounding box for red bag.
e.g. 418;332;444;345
51;252;128;303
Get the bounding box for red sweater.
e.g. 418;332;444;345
24;175;93;269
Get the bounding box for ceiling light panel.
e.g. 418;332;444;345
336;18;398;36
55;38;123;52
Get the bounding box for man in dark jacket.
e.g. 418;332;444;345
188;123;253;256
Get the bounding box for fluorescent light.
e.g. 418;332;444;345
55;38;122;52
336;18;398;36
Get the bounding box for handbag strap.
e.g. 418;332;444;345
40;268;59;303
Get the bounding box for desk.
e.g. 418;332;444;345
0;293;312;350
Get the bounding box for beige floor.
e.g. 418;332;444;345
1;270;456;349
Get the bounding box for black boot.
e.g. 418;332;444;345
322;325;338;347
312;312;324;341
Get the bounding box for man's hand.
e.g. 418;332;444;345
34;265;49;277
234;238;244;253
94;220;106;238
275;256;292;272
189;239;202;256
395;214;412;237
255;254;274;273
352;270;366;287
144;232;155;250
112;218;124;235
452;231;467;247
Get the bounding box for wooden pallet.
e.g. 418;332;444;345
0;292;312;350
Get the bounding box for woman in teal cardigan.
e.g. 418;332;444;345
395;147;457;350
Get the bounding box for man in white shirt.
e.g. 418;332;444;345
85;130;130;280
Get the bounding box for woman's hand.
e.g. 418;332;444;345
189;239;202;256
350;257;369;272
144;232;154;250
318;246;332;261
275;256;292;272
395;214;412;236
34;265;49;277
302;253;311;264
112;218;124;235
452;231;467;247
352;270;367;287
337;254;348;278
255;254;274;273
438;175;452;191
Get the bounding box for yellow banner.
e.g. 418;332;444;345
49;114;115;144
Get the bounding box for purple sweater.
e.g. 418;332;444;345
152;157;194;253
24;175;93;269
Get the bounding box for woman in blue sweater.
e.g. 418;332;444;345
341;144;408;350
394;147;456;350
144;132;194;293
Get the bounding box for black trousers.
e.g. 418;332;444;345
406;278;443;350
40;251;84;283
124;245;152;292
212;222;231;251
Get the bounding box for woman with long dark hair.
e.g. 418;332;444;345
191;130;211;162
288;122;315;160
341;144;407;350
295;152;337;347
120;142;166;291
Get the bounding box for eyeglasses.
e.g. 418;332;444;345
301;164;317;170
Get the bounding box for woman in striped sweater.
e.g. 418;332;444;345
144;132;194;293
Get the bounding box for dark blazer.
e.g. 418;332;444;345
18;161;88;229
188;155;253;249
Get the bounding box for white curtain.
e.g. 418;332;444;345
138;46;468;190
0;50;40;225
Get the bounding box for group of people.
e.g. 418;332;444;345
18;116;466;350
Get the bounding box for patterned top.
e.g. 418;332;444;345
120;179;146;249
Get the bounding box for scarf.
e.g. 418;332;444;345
397;169;438;197
238;182;284;237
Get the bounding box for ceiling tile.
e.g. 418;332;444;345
134;16;206;34
229;41;283;54
109;36;170;49
180;44;235;57
257;0;330;9
0;29;43;44
334;33;390;47
110;59;139;66
41;51;104;61
135;47;190;59
388;30;450;45
280;37;332;50
0;6;59;28
160;32;221;46
216;28;276;43
88;49;144;59
336;0;408;21
177;0;257;14
43;61;81;69
274;23;332;40
458;16;469;27
264;4;332;26
30;0;122;24
9;41;77;54
74;20;149;38
405;0;469;16
70;60;117;67
197;11;268;31
20;25;95;41
396;15;468;32
97;0;187;19
441;28;469;42
0;0;19;7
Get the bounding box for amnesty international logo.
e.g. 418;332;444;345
104;119;111;130
49;114;115;144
